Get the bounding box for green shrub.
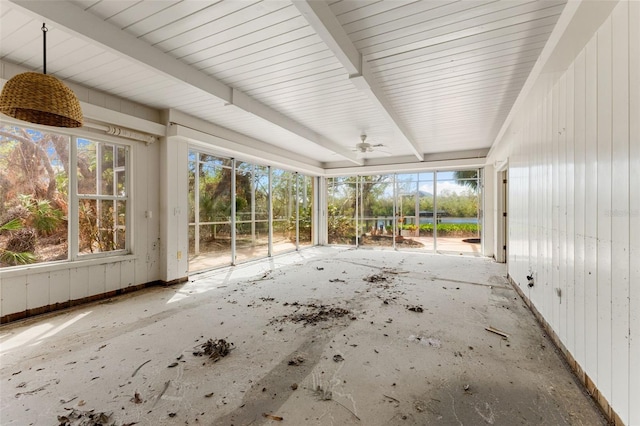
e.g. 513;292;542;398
18;194;64;236
400;223;479;236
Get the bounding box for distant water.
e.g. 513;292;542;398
419;217;478;225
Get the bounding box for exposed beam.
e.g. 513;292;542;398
293;0;425;162
9;0;362;165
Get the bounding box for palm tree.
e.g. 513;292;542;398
453;170;479;192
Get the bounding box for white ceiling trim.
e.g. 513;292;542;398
292;0;424;162
8;0;362;166
323;157;487;177
168;121;325;177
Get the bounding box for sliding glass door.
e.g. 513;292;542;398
326;170;482;254
188;151;316;272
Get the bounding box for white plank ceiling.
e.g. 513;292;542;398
0;0;567;168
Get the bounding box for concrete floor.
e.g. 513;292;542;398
0;247;605;425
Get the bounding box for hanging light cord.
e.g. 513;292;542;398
42;23;47;75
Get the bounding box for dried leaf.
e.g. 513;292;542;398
263;413;283;421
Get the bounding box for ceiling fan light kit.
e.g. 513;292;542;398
0;24;83;128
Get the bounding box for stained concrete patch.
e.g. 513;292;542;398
0;247;606;425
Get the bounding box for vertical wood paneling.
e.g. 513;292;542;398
610;2;630;423
583;36;599;380
1;276;26;315
596;17;613;403
545;88;553;322
565;65;575;354
628;2;640;424
87;264;106;296
558;74;567;342
70;267;89;301
105;263;120;292
26;274;49;310
49;270;70;305
552;81;560;332
573;51;586;367
496;4;636;421
121;260;135;289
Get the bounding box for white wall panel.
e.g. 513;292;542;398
610;2;631;423
87;264;106;296
629;2;640;423
490;2;636;422
558;74;567;343
564;66;575;355
552;81;560;332
26;273;49;310
105;263;120;292
121;260;135;289
1;276;26;316
69;267;90;301
583;35;598;382
573;50;586;368
596;16;613;403
49;270;70;305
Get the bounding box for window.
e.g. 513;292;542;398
0;122;131;268
77;139;129;254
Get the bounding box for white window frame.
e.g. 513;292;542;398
0;119;133;268
71;135;131;260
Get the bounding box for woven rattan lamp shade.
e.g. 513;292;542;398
0;72;83;128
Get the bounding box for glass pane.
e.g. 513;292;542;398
435;170;481;254
116;171;126;197
77;139;127;197
116;146;126;168
327;176;356;245
0;125;69;267
235;162;269;262
190;223;232;270
189;153;232;271
200;153;231;168
255;166;269;221
188;155;196;223
358;175;395;248
235;162;252;222
394;172;435;251
298;174;313;247
417;172;435;248
78;199;125;254
199;166;231;222
100;144;114;196
272;169;296;254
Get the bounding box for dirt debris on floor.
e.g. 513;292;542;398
287;355;305;366
363;273;389;283
192;338;234;361
57;408;123;426
270;303;353;326
0;247;607;426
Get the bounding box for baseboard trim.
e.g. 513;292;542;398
0;279;180;325
508;274;622;426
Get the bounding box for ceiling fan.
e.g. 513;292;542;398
353;134;390;158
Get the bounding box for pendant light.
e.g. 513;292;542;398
0;23;83;128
